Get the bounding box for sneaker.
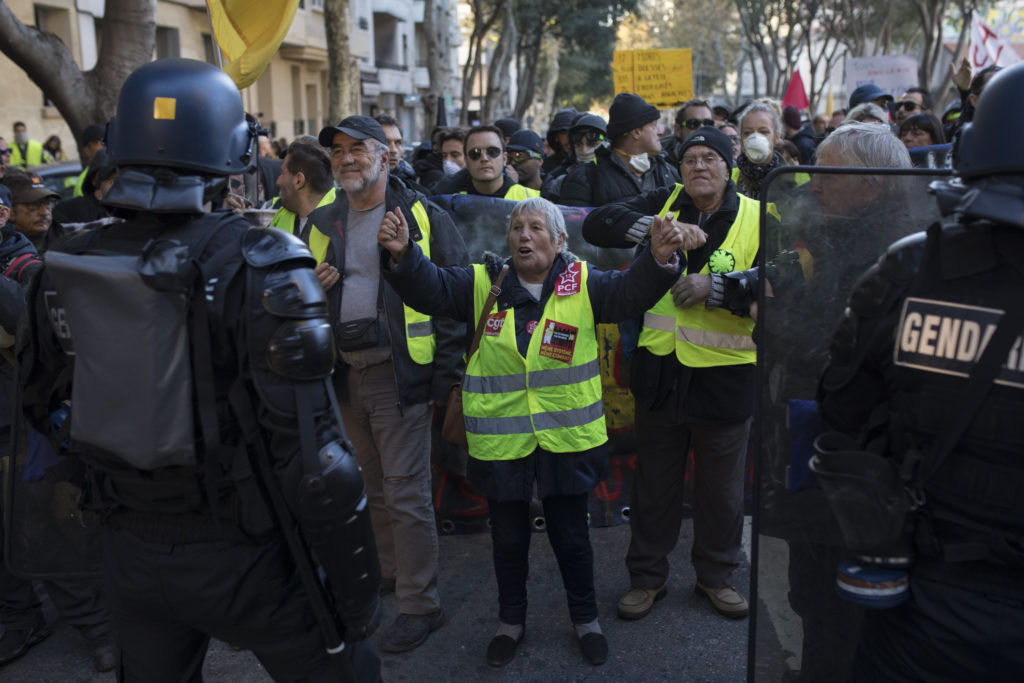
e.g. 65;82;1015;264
616;585;667;620
695;581;749;619
486;626;524;667
0;622;51;665
380;608;445;653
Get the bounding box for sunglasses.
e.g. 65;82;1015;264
572;130;606;145
509;149;540;163
0;147;10;155
467;146;502;161
684;118;716;130
896;101;920;112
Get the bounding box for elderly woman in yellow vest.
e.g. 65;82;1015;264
378;196;704;668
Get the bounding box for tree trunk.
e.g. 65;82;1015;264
325;0;355;123
483;3;516;122
460;0;504;125
0;0;155;149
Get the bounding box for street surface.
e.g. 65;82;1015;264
3;521;755;682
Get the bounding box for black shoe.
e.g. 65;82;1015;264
380;608;445;653
576;631;608;666
0;622;51;665
486;628;524;667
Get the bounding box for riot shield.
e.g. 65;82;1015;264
3;419;102;578
748;166;950;682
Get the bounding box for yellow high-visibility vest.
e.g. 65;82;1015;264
638;184;758;367
464;261;606;460
269;189;336;264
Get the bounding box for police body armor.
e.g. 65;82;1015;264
30;215;381;639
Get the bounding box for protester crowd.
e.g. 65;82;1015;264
0;53;1010;683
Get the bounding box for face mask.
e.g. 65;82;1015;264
13;132;28;146
442;160;460;176
575;146;596;163
628;152;651;173
743;133;772;164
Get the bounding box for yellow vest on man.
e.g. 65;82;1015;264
10;139;45;169
457;184;539;200
271;190;437;365
269;189;336;264
464;261;606;460
638;184;758;368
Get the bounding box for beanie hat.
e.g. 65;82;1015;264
677;126;735;173
493;117;521;139
607;93;660;140
782;105;802;130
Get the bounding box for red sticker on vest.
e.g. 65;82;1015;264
538;320;578;364
526;320;538;335
484;310;507;337
555;262;582;296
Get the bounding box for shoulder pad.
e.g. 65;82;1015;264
242;227;315;268
847;230;927;319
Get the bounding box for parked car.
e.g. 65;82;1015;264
26;160;82;201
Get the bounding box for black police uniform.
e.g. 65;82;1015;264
817;63;1024;681
18;59;381;683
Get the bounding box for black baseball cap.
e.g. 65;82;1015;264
319;115;388;147
0;184;11;209
82;124;106;145
506;130;544;156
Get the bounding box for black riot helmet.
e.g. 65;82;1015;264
955;62;1024;181
106;59;257;176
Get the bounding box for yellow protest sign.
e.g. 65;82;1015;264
612;49;694;108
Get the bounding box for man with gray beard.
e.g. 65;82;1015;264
313;116;468;653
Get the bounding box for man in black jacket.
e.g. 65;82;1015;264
560;93;678;207
582;127;759;623
316;115;468;653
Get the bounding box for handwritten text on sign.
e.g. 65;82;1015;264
613;49;693;108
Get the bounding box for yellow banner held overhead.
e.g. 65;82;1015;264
206;0;300;89
612;49;693;108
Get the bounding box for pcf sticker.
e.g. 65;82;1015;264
538;319;578;364
555;262;582;296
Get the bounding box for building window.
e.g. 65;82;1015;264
202;33;219;65
312;0;324;8
156;26;180;60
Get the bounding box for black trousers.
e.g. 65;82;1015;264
488;493;597;626
851;574;1024;682
100;526;380;683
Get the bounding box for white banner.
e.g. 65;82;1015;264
845;55;919;100
970;11;1021;70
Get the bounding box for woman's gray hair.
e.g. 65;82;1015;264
817;121;911;170
845;102;888;124
507;197;568;252
737;98;783;140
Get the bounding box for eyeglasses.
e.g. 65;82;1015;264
466;146;502;161
21;198;57;211
896;101;920;112
571;130;606;145
509;149;540;163
684;118;716;130
681;152;724;169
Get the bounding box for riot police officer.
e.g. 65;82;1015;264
18;59;381;682
817;62;1024;680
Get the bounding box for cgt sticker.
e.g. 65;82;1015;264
538;319;578;364
485;310;507;337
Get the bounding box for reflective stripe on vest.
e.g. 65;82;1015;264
639;186;758;367
403;201;435;365
269;188;336;264
463;262;607;460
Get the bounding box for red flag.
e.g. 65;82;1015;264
782;70;810;110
